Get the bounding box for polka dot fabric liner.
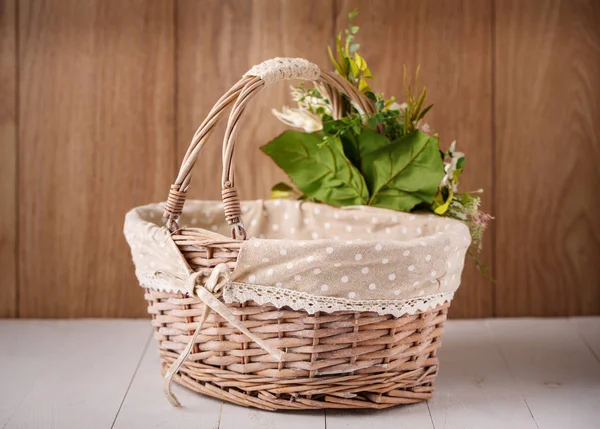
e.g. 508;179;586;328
124;200;471;316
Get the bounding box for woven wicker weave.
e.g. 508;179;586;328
139;58;455;410
147;290;448;410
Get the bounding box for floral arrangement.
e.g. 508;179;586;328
262;10;492;273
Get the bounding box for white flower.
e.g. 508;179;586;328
440;164;452;188
290;86;332;116
440;141;464;191
417;122;432;133
386;101;404;111
272;106;322;132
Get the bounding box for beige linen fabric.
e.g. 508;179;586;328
124;199;470;316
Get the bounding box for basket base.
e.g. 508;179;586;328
146;289;447;411
163;355;437;411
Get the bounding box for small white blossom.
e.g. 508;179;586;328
440;141;464;191
387;101;404;111
417;121;432;133
272;107;322;133
290;86;332;116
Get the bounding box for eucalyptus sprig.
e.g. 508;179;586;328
328;9;376;106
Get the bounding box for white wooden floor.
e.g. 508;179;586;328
1;318;599;429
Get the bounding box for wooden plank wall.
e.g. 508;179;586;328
17;0;174;318
0;0;598;318
0;0;17;318
495;0;600;316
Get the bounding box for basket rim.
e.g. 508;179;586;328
129;198;469;243
125;199;469;319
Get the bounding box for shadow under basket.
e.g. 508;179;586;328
146;289;449;411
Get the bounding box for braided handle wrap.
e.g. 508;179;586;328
244;58;320;85
221;185;242;225
163;185;186;229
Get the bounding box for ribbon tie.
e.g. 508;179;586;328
163;263;285;407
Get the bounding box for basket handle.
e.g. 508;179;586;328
164;58;375;237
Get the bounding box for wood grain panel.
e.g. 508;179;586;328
0;0;17;317
18;0;175;317
495;0;600;316
176;0;335;201
336;0;494;318
10;0;598;318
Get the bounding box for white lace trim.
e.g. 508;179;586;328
136;272;453;317
223;283;452;317
136;271;188;293
244;58;320;85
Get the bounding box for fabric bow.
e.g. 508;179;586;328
163;263;285;406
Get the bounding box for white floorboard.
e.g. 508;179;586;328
572;317;600;362
428;320;538;429
219;403;325;429
487;319;600;429
0;321;73;426
113;335;223;429
326;403;434;429
0;320;150;429
2;318;599;428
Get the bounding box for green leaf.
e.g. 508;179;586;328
413;87;427;120
340;126;389;170
335;35;346;74
339;132;361;168
354;52;365;70
403;105;412;134
452;168;463;183
271;182;294;192
358;78;370;93
270;182;295;200
362;131;445;211
348;58;359;77
357;126;390;156
261;131;369;206
345;35;355;54
433;188;453;215
416;104;434;121
327;45;344;75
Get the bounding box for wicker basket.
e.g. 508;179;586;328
147;292;447;410
126;58;467;411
